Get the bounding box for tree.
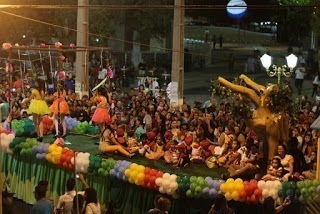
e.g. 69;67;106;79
218;74;292;161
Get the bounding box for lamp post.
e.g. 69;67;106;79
260;53;298;85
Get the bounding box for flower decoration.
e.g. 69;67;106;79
40;43;46;47
69;43;75;48
55;42;62;48
14;43;19;47
60;55;66;61
2;43;12;50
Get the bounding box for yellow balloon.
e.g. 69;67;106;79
135;179;141;186
227;183;235;193
235;183;244;192
124;169;131;177
48;145;55;153
137;172;145;182
137;165;145;172
52;157;57;164
128;178;134;184
220;183;227;193
234;178;243;183
225;192;232;201
46;154;52;162
130;163;138;170
130;171;138;179
226;178;234;184
231;191;239;201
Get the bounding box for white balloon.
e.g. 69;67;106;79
162;180;171;189
159;186;166;194
257;180;266;190
163;173;170;180
170;182;179;191
262;189;270;198
273;180;282;190
155;178;163;186
266;181;273;190
269;189;277;200
166;188;173;195
169;174;177;182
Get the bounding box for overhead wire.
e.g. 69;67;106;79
0;3;310;62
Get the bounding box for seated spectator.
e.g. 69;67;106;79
223;137;260;179
56;174;89;214
300;151;317;180
174;143;190;168
98;125;134;158
288;137;306;175
262;156;283;181
217;139;240;166
31;185;53;214
275;144;294;181
145;134;165;160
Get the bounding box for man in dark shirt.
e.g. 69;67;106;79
71;104;90;122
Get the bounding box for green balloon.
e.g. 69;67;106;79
309;186;316;194
186;189;193;198
278;189;284;198
301;188;308;197
190;183;197;192
299;195;305;203
297;181;304;189
190;176;197;183
314;194;320;203
195;186;203;196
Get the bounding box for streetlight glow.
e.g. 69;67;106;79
260;53;298;85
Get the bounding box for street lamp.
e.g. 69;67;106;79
260;53;298;85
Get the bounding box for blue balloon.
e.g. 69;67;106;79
109;169;116;177
209;188;218;199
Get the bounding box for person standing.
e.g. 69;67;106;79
294;63;306;95
211;35;217;50
49;81;70;138
31;185;53;214
91;87;111;137
204;29;209;43
219;34;223;49
27;79;50;142
83;188;101;214
56;174;89;214
312;71;320;97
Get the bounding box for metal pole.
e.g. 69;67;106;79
171;0;185;103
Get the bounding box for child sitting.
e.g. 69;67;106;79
164;140;179;164
262;156;283;181
174;143;190;168
145;134;165;160
138;133;149;156
218;140;240;166
126;131;140;154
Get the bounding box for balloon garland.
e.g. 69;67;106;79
2;132;320;205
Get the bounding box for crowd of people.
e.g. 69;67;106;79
1;56;320;213
1;67;320;181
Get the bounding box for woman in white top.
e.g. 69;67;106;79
312;72;320;97
83;188;101;214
